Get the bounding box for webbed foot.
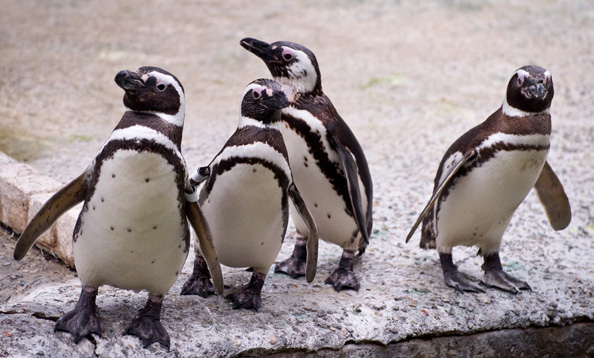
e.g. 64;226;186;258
124;295;170;349
274;237;307;279
225;271;265;311
482;253;531;294
324;249;360;291
440;252;485;293
180;255;215;298
55;286;102;343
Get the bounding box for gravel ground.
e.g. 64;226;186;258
1;0;593;357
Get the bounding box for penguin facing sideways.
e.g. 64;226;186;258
181;78;318;311
13;67;223;348
406;65;571;294
240;38;373;292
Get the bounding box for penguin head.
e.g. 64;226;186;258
115;67;185;125
239;79;289;125
240;38;322;97
505;65;553;114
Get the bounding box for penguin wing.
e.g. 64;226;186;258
405;149;478;243
533;161;571;230
185;185;224;295
332;138;371;246
288;183;318;283
14;171;88;261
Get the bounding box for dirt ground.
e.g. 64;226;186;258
1;0;594;357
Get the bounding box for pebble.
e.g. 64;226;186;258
269;336;278;344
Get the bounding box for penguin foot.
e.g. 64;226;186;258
55;286;102;343
274;237;307;278
225;271;265;311
439;252;485;293
443;270;485;293
180;276;215;297
180;255;215;298
324;268;360;291
481;252;531;294
124;295;170;349
275;256;306;278
483;269;531;294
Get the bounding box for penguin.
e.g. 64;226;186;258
180;78;318;310
13;67;223;348
240;38;373;292
406;65;571;293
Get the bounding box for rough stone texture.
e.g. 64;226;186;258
1;0;594;357
0;160;77;267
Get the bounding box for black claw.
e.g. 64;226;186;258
225;272;265;311
55;287;102;343
324;250;360;291
181;255;215;297
124;295;170;349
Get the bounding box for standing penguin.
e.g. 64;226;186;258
406;65;571;293
13;67;223;348
240;38;373;291
181;79;318;310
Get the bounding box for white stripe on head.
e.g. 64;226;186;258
274;48;318;100
131;71;185;127
213;142;291;180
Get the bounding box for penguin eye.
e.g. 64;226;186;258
252;90;261;99
282;49;294;62
517;76;524;87
156;83;167;92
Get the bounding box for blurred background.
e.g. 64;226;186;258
1;0;593;238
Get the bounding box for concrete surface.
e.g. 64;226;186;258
1;0;594;357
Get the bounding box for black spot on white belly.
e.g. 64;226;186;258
153;225;158;230
127;228;132;233
112;174;116;178
145;178;150;183
110;226;114;231
327;214;332;219
314;203;318;208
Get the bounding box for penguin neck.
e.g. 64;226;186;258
238;115;275;130
124;107;185;127
274;77;322;102
502;98;550;118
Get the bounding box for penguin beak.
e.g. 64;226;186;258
240;38;281;64
265;90;290;111
528;82;547;99
115;70;145;92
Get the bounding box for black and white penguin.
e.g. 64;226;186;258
14;67;222;348
240;38;373;291
181;78;318;310
406;65;571;293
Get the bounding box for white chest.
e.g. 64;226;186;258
74;150;188;295
436;147;549;253
201;162;285;273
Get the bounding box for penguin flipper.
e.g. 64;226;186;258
288;183;318;283
13;171;88;261
405;149;477;243
334;140;370;246
185;197;224;296
533;161;571;231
